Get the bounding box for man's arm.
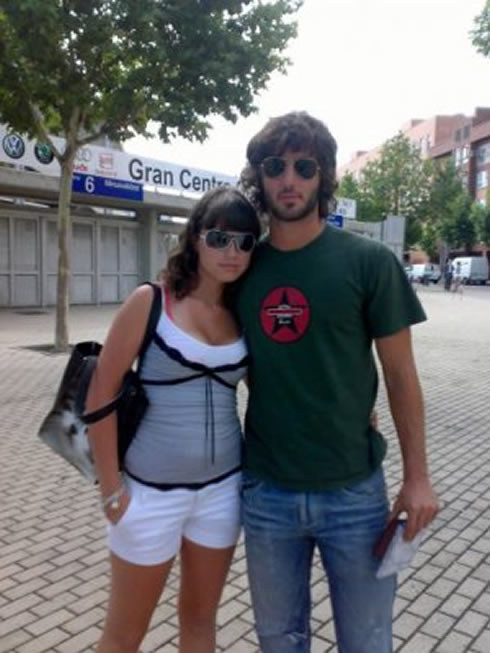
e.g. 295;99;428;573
375;327;439;540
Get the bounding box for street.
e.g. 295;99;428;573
0;283;489;652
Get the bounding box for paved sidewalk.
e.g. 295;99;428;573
0;284;489;652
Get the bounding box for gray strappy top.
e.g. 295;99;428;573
124;305;247;487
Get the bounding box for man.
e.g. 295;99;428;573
452;260;464;294
444;258;453;291
237;111;439;653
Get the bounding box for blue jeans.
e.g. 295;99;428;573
241;468;396;653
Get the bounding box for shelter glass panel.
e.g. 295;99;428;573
0;217;9;269
0;276;9;304
14;218;38;271
121;228;138;273
72;223;93;272
101;226;118;273
14;275;38;305
46;221;58;273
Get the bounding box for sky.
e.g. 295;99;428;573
125;0;490;177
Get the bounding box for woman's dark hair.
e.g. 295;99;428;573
239;111;338;218
163;186;261;302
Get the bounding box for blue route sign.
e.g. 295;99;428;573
326;214;344;228
72;173;143;201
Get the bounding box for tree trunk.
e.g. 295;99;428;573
54;158;75;352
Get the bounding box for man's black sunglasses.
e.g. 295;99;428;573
261;156;319;180
200;229;256;252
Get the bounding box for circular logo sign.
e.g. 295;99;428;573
34;142;54;164
2;133;25;159
260;286;310;343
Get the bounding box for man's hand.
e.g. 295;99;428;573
390;477;439;541
376;328;439;541
369;409;378;430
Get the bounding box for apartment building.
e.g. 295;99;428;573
339;107;490;207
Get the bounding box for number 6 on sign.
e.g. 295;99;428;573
85;176;95;193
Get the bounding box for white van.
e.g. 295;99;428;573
407;263;441;284
451;256;489;285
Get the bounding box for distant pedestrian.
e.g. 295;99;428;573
444;259;453;292
451;261;464;296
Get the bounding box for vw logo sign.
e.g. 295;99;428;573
34;142;54;165
76;147;92;163
2;133;25;159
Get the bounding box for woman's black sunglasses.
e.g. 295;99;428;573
261;156;319;180
201;229;256;252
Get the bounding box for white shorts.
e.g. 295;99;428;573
107;472;241;566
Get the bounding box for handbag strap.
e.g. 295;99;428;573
81;372;131;424
81;283;162;424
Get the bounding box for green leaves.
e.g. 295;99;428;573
424;159;478;251
338;134;486;252
440;193;476;250
343;133;430;246
471;0;490;58
0;0;301;146
337;172;360;204
470;195;490;246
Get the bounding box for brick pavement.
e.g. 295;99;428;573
0;284;489;652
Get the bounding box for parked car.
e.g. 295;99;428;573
451;256;489;285
406;263;441;284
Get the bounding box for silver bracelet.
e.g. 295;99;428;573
102;482;126;511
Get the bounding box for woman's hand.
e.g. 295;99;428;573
103;486;131;525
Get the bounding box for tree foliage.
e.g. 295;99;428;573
422;157;466;252
418;221;439;260
350;133;430;246
0;0;300;144
440;193;477;251
471;0;490;57
339;140;483;253
472;195;490;245
360;133;430;219
0;0;301;348
422;158;466;225
337;171;359;202
422;158;484;254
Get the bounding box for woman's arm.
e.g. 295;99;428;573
86;285;155;515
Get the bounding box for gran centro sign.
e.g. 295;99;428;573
0;126;240;308
0;125;237;199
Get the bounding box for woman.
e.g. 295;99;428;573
86;186;261;653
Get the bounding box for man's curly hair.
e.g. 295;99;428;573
239;111;337;218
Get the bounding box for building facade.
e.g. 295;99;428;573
0;167;190;308
339;107;490;207
0;127;237;308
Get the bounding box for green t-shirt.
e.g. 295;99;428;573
237;225;426;491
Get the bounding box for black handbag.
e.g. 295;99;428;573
38;283;162;481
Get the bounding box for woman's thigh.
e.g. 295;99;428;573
100;552;174;650
179;538;235;618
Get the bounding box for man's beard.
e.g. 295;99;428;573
265;186;320;222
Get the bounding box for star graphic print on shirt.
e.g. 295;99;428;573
260;287;311;343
